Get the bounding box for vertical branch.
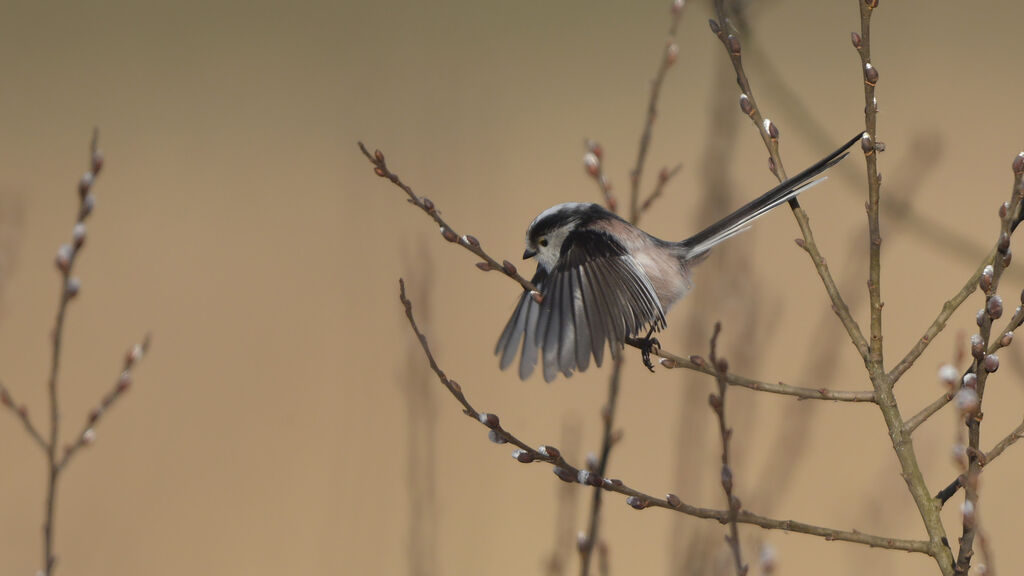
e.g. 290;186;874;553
580;4;685;574
628;0;685;223
43;129;102;575
579;358;623;576
854;0;885;374
953;159;1023;574
709;323;747;576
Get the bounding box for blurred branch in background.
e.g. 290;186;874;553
401;243;439;576
0;131;151;576
578;4;684;575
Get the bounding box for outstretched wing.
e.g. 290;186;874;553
496;229;666;382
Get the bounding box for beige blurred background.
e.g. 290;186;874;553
0;1;1022;575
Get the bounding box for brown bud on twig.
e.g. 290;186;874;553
716;357;729;374
987;295;1004;319
421;197;435;212
487;429;507;444
81;193;95;218
478;412;500;429
999;233;1011;254
585;139;602;159
88;408;101;424
373;149;384;163
721;465;733;492
763;119;779;141
626;496;647;510
55;244;73;273
864;63;878;86
689;355;705;367
65;277;81;299
999;202;1009;219
971;334;985;360
530;290;544;304
584;152;600;177
1003;250;1012;268
72;223;86;248
983;354;1000;373
119;369;133;392
708;19;721;35
739;94;753;117
666;493;682;508
726;34;741;55
1013;152;1024;175
851;32;862;49
658;357;677;369
538;445;561;459
511;449;534;463
577;470;602;486
475;262;492;272
980;265;994;292
78;173;94;198
963;372;977;390
1000;331;1013;347
91;149;104;174
553;466;576;483
666;42;679;65
440;226;457;243
502;260;517;275
462;235;479;247
708;393;722;411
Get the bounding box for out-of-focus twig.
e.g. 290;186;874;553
708;323;748;576
0;380;47;451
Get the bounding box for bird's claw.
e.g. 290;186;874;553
626;336;660;372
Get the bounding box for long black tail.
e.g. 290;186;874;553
678;132;864;256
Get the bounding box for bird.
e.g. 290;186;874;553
496;132;864;382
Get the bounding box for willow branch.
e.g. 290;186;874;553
359;143;539;295
648;344;876;402
709;2;869;364
0;380;48;452
629;0;685;223
936;417;1024;507
398;279;932;555
58;335;150;471
709;324;748;576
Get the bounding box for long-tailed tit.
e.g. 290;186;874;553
497;133;863;381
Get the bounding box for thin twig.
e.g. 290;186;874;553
635;163;683;225
709;323;748;576
935;417;1024;506
43;129;103;575
58;335;150;471
359;142;539;295
629;0;685;224
397;279;933;555
579;357;622;576
954;162;1024;576
709;1;870;364
0;380;48;452
581;6;685;572
648;344;877;402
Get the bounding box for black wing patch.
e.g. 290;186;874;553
496;229;667;382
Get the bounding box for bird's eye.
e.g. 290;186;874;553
539;238;548;247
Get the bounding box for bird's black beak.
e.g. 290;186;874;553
523;247;537;260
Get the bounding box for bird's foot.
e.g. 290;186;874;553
625;336;661;372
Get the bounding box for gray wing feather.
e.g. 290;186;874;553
496;229;667;380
